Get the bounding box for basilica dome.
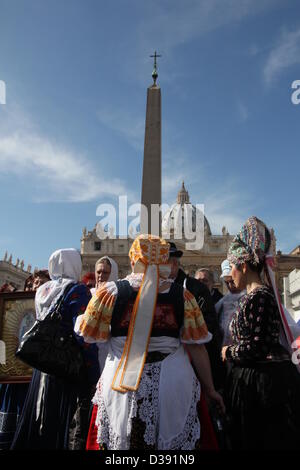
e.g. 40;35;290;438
162;182;211;239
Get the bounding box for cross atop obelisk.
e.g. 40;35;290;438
150;51;162;86
140;53;162;236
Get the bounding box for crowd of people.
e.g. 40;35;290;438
0;269;51;450
1;216;300;450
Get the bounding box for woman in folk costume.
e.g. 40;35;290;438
92;256;119;375
221;216;300;450
11;249;100;450
75;234;224;450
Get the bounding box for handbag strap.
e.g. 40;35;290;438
49;282;76;320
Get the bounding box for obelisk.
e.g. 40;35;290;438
140;51;162;236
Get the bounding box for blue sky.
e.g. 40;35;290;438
1;0;300;270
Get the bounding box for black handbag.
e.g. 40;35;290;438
16;283;88;384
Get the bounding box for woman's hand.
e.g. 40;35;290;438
221;346;228;362
185;344;226;414
204;389;226;415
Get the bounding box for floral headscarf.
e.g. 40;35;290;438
227;216;300;374
227;216;270;267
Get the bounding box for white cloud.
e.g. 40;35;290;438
0;107;134;203
264;27;300;84
203;190;248;235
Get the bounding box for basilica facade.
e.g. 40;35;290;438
0;253;32;290
81;182;300;298
82;183;250;294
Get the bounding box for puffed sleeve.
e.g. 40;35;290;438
181;289;212;344
74;281;118;343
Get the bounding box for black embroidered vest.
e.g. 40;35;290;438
110;280;184;338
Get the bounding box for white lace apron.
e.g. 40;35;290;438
92;336;201;450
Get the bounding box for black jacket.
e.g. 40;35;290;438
211;287;223;305
175;269;226;390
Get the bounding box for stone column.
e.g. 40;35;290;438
140;84;162;236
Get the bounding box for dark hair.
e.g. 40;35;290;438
24;274;34;289
246;261;264;274
34;269;50;280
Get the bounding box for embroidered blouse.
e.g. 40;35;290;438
75;279;211;346
225;285;289;364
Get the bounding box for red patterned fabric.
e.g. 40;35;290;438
86;405;99;451
185;345;219;450
198;394;219;450
86;398;219;451
119;301;179;332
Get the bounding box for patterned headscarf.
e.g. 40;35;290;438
227;216;300;374
227;216;270;267
129;234;169;268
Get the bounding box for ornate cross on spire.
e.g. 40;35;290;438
150;51;161;85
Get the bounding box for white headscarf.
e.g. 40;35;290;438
90;256;119;295
97;256;118;282
35;248;82;321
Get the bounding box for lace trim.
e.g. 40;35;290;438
93;362;200;450
93;378;138;450
158;376;200;450
136;362;161;446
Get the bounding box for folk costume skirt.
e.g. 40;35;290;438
86;395;218;451
11;369;93;450
86;342;219;451
225;360;300;450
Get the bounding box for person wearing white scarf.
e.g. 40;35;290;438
90;256;119;296
11;248;100;450
35;248;82;321
90;256;119;374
